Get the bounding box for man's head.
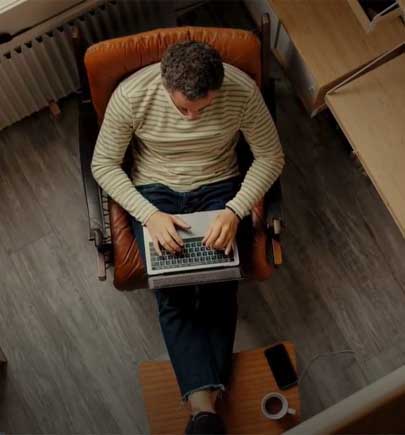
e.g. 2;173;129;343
161;40;224;120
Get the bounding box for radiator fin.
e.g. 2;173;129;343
0;0;174;130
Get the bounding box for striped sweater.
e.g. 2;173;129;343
91;62;284;224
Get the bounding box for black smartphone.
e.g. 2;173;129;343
264;343;298;390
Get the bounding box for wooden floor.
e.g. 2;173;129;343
1;2;405;434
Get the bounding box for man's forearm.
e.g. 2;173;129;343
91;84;159;225
225;152;285;219
91;157;158;225
234;82;285;218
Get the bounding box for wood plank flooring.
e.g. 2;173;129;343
1;1;405;434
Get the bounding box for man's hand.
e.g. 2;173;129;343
202;208;240;255
145;211;191;256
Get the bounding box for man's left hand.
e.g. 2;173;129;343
202;208;240;255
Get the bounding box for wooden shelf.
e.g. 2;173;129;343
267;0;405;115
326;44;405;237
348;0;403;33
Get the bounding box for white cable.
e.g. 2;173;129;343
298;350;356;385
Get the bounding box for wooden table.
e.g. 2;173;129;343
326;44;405;237
246;0;405;115
139;341;301;434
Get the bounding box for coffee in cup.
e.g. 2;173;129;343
261;392;296;420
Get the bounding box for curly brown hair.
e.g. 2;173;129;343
160;40;224;101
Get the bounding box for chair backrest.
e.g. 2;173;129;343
84;26;262;123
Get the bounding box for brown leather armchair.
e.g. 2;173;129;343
73;16;283;291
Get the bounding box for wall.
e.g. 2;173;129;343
0;0;85;36
282;364;405;434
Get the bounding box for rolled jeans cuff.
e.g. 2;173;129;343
181;383;226;403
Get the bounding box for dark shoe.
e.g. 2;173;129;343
184;411;226;434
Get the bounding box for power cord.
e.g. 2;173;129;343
298;350;356;385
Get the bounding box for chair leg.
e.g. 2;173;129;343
267;218;283;268
97;250;107;281
268;218;283;267
0;346;7;377
94;229;107;281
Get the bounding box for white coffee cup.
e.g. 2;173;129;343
261;392;296;420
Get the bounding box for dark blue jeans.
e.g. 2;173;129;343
131;176;242;402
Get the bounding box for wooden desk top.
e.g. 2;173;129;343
269;0;405;100
139;342;301;434
326;50;405;237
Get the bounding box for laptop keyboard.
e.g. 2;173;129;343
149;237;235;271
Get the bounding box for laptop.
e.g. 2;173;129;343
143;210;242;288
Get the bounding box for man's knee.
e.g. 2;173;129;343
198;281;239;313
155;286;196;313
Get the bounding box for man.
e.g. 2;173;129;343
92;40;284;434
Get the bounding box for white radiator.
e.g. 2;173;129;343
0;0;175;131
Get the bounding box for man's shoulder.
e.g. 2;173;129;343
119;62;162;98
223;63;256;92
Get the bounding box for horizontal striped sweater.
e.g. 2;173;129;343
91;62;284;224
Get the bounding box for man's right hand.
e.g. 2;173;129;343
145;211;191;256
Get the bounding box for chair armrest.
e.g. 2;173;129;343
238;207;273;281
264;178;282;227
108;200;146;290
263;178;283;267
79;100;104;241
